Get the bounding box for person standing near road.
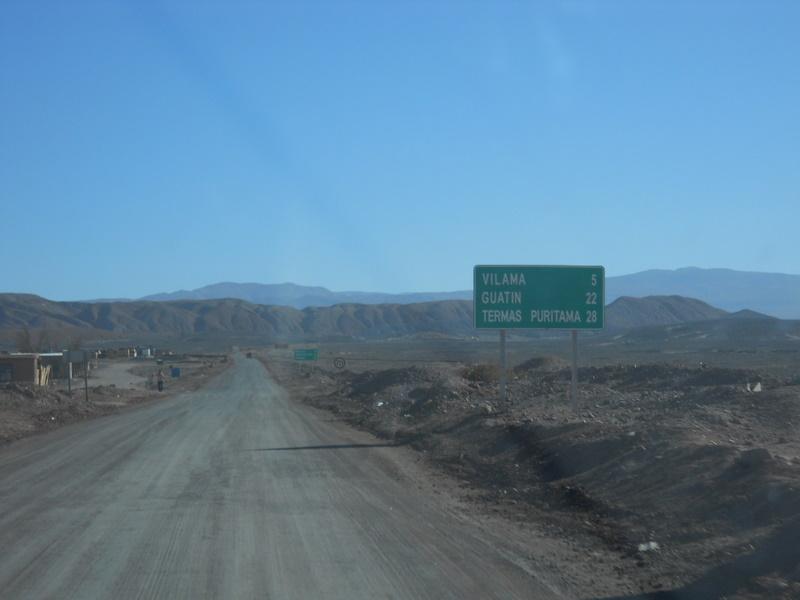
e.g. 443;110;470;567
157;368;165;392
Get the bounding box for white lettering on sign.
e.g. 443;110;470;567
482;309;523;323
481;272;527;286
480;291;522;304
530;309;583;324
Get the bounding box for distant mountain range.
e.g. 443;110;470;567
606;267;800;319
123;267;800;318
0;293;792;345
141;282;469;308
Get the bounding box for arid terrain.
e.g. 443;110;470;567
261;338;800;599
0;355;229;445
2;293;799;598
4;293;797;346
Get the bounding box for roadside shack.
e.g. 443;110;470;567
0;353;55;386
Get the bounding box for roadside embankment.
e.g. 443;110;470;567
264;353;800;599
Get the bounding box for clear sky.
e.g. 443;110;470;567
1;1;798;300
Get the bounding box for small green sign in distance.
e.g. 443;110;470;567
293;349;319;361
474;265;605;330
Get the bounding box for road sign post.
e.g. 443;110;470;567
571;330;578;411
294;348;318;375
82;352;89;403
293;349;319;361
499;329;507;403
474;265;605;411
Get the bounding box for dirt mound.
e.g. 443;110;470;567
462;363;501;383
685;367;758;387
348;366;431;397
405;382;456;418
0;385;103;444
4;383;31;396
276;355;800;597
514;355;567;373
571;363;769;392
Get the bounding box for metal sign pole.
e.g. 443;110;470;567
472;265;604;411
499;329;507;403
83;354;89;403
570;330;578;411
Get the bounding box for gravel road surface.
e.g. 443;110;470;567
0;356;570;599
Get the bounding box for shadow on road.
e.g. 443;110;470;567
248;443;398;451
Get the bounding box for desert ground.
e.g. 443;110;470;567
258;334;800;599
0;354;229;445
1;331;798;598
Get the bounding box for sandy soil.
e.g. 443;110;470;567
87;360;149;389
262;350;800;599
0;357;596;599
0;356;230;445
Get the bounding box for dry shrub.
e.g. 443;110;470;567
462;364;501;383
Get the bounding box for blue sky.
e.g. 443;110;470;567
1;1;798;300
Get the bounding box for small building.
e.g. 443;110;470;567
97;347;137;359
39;352;67;379
0;353;54;386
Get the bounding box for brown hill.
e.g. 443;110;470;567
604;295;728;329
0;293;760;344
0;295;474;342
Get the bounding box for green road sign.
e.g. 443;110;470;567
473;265;605;330
293;349;319;361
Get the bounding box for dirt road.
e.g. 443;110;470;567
0;356;572;599
88;359;149;389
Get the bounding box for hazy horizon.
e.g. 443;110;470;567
2;265;799;304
